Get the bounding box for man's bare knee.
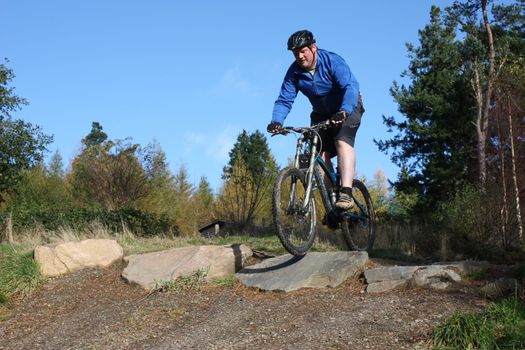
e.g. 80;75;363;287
335;139;353;150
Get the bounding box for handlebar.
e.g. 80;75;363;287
270;118;335;137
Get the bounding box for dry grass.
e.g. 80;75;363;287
0;221;345;300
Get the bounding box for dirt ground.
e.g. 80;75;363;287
0;260;489;350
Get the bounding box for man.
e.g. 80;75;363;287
267;30;364;210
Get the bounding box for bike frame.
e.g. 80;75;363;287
292;132;337;212
292;131;369;223
274;122;375;254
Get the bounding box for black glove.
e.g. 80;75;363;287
330;111;348;124
267;121;282;133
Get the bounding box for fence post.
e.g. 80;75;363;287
440;233;449;261
1;212;14;243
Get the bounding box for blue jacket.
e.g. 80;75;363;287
271;49;360;124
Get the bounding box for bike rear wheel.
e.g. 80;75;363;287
341;179;375;252
273;167;317;256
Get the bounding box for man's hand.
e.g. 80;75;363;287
330;111;348;125
267;121;283;134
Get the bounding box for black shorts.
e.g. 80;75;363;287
310;102;364;157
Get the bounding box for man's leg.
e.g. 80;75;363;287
333;101;362;210
335;140;356;189
320;150;334;189
334;139;356;210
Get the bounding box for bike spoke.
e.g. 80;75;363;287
273;167;316;256
341;179;376;252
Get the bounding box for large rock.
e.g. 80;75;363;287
412;266;462;290
434;261;490;275
481;278;521;299
364;261;487;293
34;239;124;277
364;266;420;283
122;244;252;290
366;279;409;294
236;251;368;292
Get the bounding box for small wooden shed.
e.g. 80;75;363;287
198;219;227;238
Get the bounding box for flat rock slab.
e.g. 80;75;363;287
236;251;368;292
366;279;409;294
122;244;252;290
364;261;488;293
34;239;124;277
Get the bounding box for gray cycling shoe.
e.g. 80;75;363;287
335;193;354;210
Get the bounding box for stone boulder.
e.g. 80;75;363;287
481;278;521;299
236;251;368;292
34;239;124;277
122;244;252;290
412;266;462;290
365;261;489;293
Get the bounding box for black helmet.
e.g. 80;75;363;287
287;30;316;50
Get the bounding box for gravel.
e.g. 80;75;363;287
0;261;487;350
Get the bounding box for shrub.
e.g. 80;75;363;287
435;183;524;261
0;244;41;298
1;207;179;237
432;298;525;349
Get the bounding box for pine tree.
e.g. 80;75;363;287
197;176;214;208
218;130;278;227
47;150;64;178
376;5;477;211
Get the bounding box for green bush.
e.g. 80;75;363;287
0;207;179;236
432;298;525;349
435;183;523;261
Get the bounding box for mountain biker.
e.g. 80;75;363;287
267;30;364;211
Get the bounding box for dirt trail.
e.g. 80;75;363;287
0;262;487;350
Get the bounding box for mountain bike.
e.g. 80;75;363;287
272;120;375;256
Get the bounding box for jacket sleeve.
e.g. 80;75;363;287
271;65;298;124
332;55;359;115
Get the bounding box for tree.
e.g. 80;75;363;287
0;59;27;116
376;6;477;211
82;121;108;148
69;124;147;209
193;176;215;228
217;157;257;224
446;1;524;243
445;0;500;186
367;169;391;220
0;60;52;203
218;130;278;226
47;150;65;178
172;164;198;236
142;140;171;182
490;21;525;243
492;1;524;243
196;176;214;208
377;1;524;253
173;165;194;199
138;140;177;216
4;163;72;215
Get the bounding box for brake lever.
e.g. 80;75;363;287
270;129;289;137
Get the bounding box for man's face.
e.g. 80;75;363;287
292;44;317;70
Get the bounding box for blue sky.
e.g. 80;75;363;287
3;0;459;192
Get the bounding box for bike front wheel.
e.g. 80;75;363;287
273;167;317;256
341;179;375;252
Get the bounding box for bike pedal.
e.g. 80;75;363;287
323;211;340;230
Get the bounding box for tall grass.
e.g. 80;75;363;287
432;298;525;349
0;244;41;299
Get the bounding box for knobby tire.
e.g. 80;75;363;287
273;167;317;256
341;179;376;252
